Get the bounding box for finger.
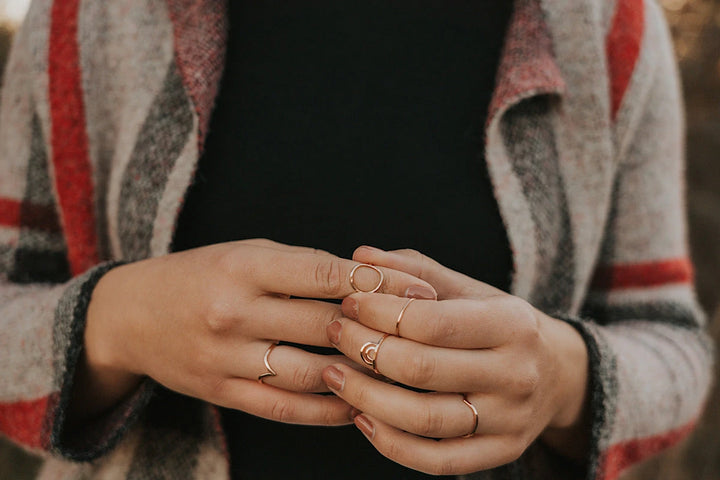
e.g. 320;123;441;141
343;294;522;349
209;377;354;426
240;238;333;256
226;342;359;393
353;414;525;475
324;364;514;438
329;319;515;393
352;246;503;300
249;250;437;300
246;297;343;347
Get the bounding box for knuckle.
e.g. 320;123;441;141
425;307;454;344
406;353;438;387
512;297;540;336
352;383;370;407
269;398;296;423
434;457;458;477
207;377;228;402
203;299;234;334
508;435;530;463
314;258;344;297
292;363;318;392
381;437;402;462
513;365;540;397
414;405;444;437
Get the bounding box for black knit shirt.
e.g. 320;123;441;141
173;2;513;478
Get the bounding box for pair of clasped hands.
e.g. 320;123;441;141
79;239;589;475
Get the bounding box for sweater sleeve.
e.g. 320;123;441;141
565;2;714;479
0;2;154;461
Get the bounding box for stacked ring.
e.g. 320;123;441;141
395;298;416;337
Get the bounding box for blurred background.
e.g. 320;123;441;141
0;0;717;478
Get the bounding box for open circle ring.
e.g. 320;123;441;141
360;333;390;374
349;263;385;293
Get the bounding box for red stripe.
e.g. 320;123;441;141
599;421;696;480
606;0;645;120
0;198;61;233
591;258;693;290
0;396;50;449
0;198;21;227
49;0;98;275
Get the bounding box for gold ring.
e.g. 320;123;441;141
395;298;416;337
360;333;390;374
349;263;384;293
258;343;279;383
462;394;478;438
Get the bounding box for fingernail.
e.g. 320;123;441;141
324;365;345;392
359;245;382;253
350;407;362;419
342;297;358;319
355;415;375;440
327;320;342;345
405;285;437;300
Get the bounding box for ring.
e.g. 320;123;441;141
349;263;385;293
360;333;390;374
395;298;416;337
461;394;479;438
258;343;279;383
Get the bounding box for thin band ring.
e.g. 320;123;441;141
360;333;390;374
461;394;479;438
258;343;279;383
395;298;416;337
349;263;385;293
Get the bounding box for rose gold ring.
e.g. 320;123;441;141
360;333;390;374
395;298;416;337
461;394;479;438
258;343;279;383
349;263;384;293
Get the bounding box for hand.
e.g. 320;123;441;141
322;246;589;475
71;240;437;427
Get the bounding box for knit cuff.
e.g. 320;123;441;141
553;314;613;480
48;261;156;461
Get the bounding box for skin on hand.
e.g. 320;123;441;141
69;239;437;427
322;246;590;476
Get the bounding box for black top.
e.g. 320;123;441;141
173;2;514;478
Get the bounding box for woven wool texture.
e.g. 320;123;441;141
0;0;713;479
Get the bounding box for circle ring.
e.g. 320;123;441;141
349;263;385;293
360;333;390;374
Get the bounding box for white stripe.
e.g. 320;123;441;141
598;322;712;445
588;283;696;306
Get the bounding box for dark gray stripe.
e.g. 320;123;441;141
10;113;70;283
500;96;575;312
118;62;194;261
581;301;700;329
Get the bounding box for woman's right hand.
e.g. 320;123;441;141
73;239;437;426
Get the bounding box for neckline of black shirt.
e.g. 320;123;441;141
172;2;513;479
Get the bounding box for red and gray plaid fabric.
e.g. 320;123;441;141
0;0;712;479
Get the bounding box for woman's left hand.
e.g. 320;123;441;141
322;246;590;476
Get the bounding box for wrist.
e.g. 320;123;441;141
539;314;591;460
69;264;143;423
